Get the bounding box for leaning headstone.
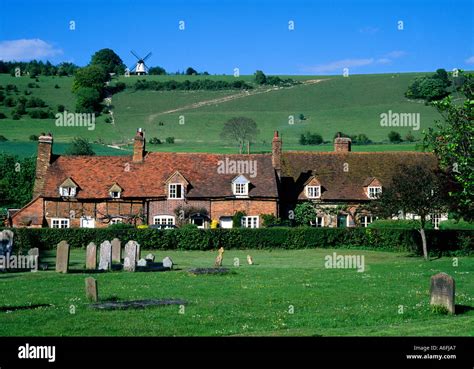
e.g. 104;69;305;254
98;241;112;271
145;253;155;262
111;238;121;263
430;273;455;314
136;243;141;261
85;277;98;302
86;242;97;270
56;241;70;273
137;258;147;267
163;256;173;269
123;241;138;272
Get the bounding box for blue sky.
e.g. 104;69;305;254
0;0;473;75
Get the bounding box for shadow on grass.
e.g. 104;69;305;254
0;303;52;312
456;305;474;315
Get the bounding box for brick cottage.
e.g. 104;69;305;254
11;130;445;229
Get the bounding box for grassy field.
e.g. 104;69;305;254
0;72;439;155
0;248;472;336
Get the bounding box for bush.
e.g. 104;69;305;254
388;131;402;143
149;137;162;144
29;134;39;141
57;104;65;113
299;132;323;145
0;135;8;141
439;219;474;230
12;113;20;120
3;227;472;256
0;112;6;119
165;137;175;144
369;219;433;229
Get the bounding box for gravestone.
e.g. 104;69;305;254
27;248;39;273
214;247;224;267
85;277;98;302
136;243;141;261
86;242;97;270
111;238;121;263
163;256;173;269
247;255;253;265
430;273;455;314
98;241;112;271
124;241;138;272
145;253;155;262
56;241;70;273
137;258;147;267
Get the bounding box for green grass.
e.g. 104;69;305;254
0;248;472;336
0;72;439;155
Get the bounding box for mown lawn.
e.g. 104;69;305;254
0;249;472;336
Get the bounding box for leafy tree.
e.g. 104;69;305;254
149;137;162;144
368;165;448;260
405;132;416;142
165;137;175;144
299;131;323;145
65;137;96;156
185;67;198;75
220;117;260;154
75;87;101;113
433;68;451;87
294;202;316;226
388;131;402;143
90;48;126;75
148;66;167;75
423;72;473;220
0;154;35;208
355;133;371;145
255;70;267;85
72;65;110;93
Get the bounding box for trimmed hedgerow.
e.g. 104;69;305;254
2;227;472;256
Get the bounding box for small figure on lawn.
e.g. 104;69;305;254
214;247;224;267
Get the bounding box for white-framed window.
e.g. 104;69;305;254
241;216;259;228
154;215;175;225
80;216;95;228
233;183;248;196
361;215;373;228
306;186;321;199
368;186;382;199
59;187;76;197
168;183;184;199
431;213;441;230
51;218;70;228
110;191;121;199
109;218;123;225
315;216;324;227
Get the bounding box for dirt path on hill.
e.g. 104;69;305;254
146;78;327;122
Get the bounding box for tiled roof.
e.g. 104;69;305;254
281;151;438;201
40;152;278;199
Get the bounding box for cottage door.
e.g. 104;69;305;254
337;215;347;228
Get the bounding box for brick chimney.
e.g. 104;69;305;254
32;133;53;198
272;131;282;177
133;128;146;162
334;133;351;152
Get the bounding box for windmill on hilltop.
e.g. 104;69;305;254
129;50;152;75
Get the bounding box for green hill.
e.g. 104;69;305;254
0;72;440;155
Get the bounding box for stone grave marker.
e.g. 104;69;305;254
430;272;455;314
55;241;70;273
85;277;98;302
163;256;173;269
111;238;121;263
214;247;224;267
98;241;112;271
124;241;138;272
86;242;97;270
247;255;253;265
145;253;155;262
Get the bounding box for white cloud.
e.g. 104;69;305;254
384;50;406;58
359;26;379;34
301;58;374;73
465;56;474;64
0;39;63;61
376;58;391;64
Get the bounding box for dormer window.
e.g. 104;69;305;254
109;183;123;199
169;183;184;199
58;177;78;198
306;186;321;199
368;186;382;199
59;187;76;197
232;175;249;197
